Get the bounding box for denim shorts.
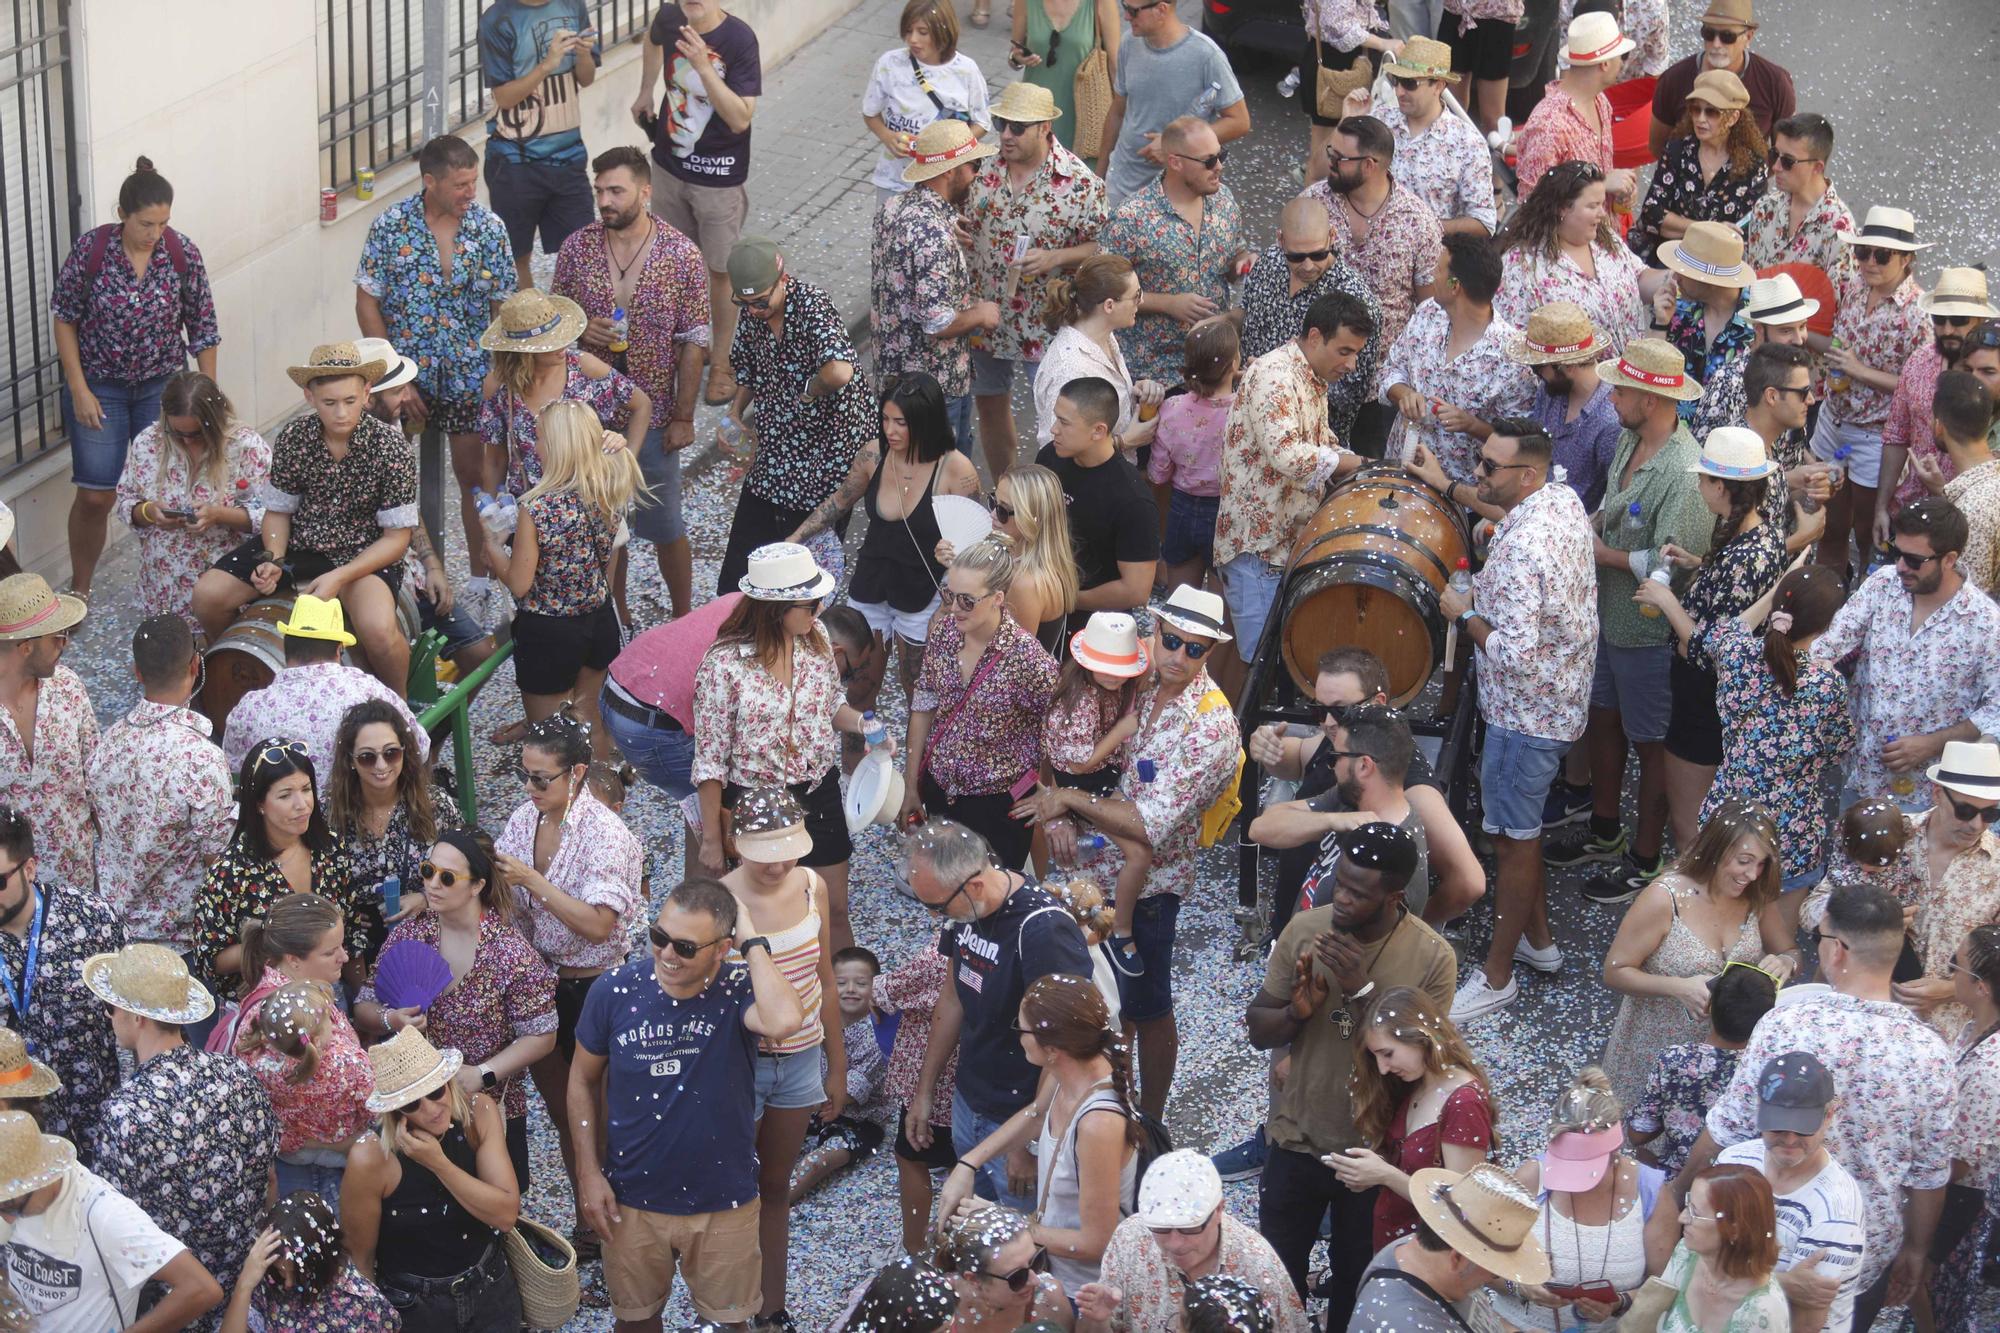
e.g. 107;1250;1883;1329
852;593;941;646
1588;638;1673;743
629;423;688;545
970;347;1033;398
600;685;696;801
1113;892;1181;1023
416;590;490;657
1161;489;1220;568
63;372;169;489
483;152;595;258
1480;725;1570;839
1219;553;1284;657
754;1045;826;1116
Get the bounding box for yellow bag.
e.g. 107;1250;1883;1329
1195;690;1245;848
1073;45;1113;158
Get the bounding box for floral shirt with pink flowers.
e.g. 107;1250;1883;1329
1558;0;1667;78
1496;239;1648;353
250;1262;400;1333
1300;179;1443;354
1514;85;1614;198
1472;479;1598;742
1097;1213;1309;1333
965;138;1108;363
1952;1021;2000;1194
1303;0;1376;47
1885;342;1950;506
876;939;958;1128
1148;391;1233;498
1374;102;1496;234
1737;181;1855;272
551;214;712;420
692;633;845;788
499;788;644;973
1442;0;1523;27
112;423;270;619
913;611;1059;798
87;700;234;949
0;665;97;890
237;967;375;1155
1043;683;1131;777
1378;301;1535;482
1824;265;1928;429
1214;340;1349;567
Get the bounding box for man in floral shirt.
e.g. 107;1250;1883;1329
870;119;1002;451
0;575;96;891
964;82;1107;478
354;135;512;617
1239;197;1383;445
1876;269;1998;527
1929;374;2000;596
1347;40;1495;237
1440;421;1597;1023
1737;112;1853;271
87;616;232;956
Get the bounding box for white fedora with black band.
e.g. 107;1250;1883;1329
739;542;837;602
1838;206;1933;254
1155;586;1232;643
1927;740;2000;801
1743;274;1819;326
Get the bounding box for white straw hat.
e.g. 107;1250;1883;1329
1839;206;1932;254
738;543;837;602
1743;273;1819;325
1927;740;2000;800
1688;426;1777;480
1155;586;1232;644
1563;12;1634;65
1069;612;1150;678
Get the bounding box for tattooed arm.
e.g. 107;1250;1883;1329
789;439;881;544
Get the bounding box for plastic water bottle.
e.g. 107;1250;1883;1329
861;710;887;749
1802;444;1851;517
471;486;502;529
1191;80;1222;117
1619;500;1646;547
608;307;630;355
1076;831;1112;853
718;414;747;453
1449;557;1474;599
1888;735;1916;797
491;492;519;536
1277;66;1301;97
1638;566;1673;617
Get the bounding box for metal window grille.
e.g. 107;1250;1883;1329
0;0;77;476
319;0;653;193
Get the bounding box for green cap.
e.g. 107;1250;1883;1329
726;236;782;298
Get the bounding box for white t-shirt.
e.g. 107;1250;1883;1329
1716;1140;1868;1333
860;48;993;193
2;1166;183;1330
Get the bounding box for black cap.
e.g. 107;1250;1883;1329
1756;1051;1835;1134
1337;821;1419;885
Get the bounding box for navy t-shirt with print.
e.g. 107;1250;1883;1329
480;0;601;165
942;878;1092;1119
574;957;759;1215
647;6;764;188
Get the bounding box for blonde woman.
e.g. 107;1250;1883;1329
112;369;270;620
991;463;1079;655
476;290;649;499
483;400;647;750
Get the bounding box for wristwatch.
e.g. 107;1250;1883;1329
739;935;772;957
478;1064;497;1091
1457;608;1484;627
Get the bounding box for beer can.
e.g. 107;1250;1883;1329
356;170;375;201
320;188;338;223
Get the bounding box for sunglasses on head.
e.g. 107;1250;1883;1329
1158;629;1211;659
254;739;310;771
1946;795;2000;825
1554;160;1606;184
1972;325;2000;350
1699;24;1746;41
1768;149;1821;171
513;764;567;791
419;859;473;888
354;744;404;769
1176;149;1227;170
395;1084;450;1116
981;1247;1050;1292
1283;247;1333;264
648;924;729;959
1853;245;1905;266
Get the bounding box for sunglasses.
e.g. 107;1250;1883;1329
354;745;404;769
1946;795;2000;826
1283;247;1333;264
1892;546;1941;569
1176;149;1227;170
395;1084;450;1116
1768;149;1822;171
945;589;993;613
995;117;1042;136
1387;74;1427;91
1120;0;1164;15
1147;1216;1212;1237
1934;315;1980;329
1973;325;2000;350
1325;150;1375;165
1157;629;1211;659
253;740;310;771
1699;25;1746;41
730;286;780;310
648;924;729;959
1810;926;1848;950
168;424;208;445
897;868;978;915
1853;246;1906;266
513;764;567;791
1553;160;1606;184
1308;701;1353;726
1771;383;1813;400
419;859;473;888
1474;456;1533;476
988;492;1016;524
1716;958;1780;988
980;1247;1050;1292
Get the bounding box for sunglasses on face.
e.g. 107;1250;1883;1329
1699;25;1745;41
1810;926;1847;950
168;424;207;445
1853;246;1905;266
995;117;1042;136
1325;150;1374;165
1934;315;1980;329
513;764;567;791
1475;456;1533;476
1771;383;1813;400
1120;0;1164;15
419;860;473;888
648;924;729;959
730;286;780;310
1308;701;1353;726
945;589;992;613
395;1084;449;1116
1893;546;1941;569
1283;247;1333;264
981;1247;1050;1292
988;492;1016;523
1176;149;1227;170
1148;1217;1211;1236
1388;74;1428;91
1768;149;1822;171
354;745;404;769
1157;629;1211;659
1946;795;2000;825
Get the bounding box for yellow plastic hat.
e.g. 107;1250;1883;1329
275;594;357;647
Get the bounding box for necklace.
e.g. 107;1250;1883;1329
605;217;653;286
1345;188;1389;222
1328;910;1405;1038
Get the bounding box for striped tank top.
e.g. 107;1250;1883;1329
737;871;825;1056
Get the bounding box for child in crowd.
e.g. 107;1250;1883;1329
237;981;374;1209
586;761;651;906
1808;797;1925;979
1626;961;1777;1175
1050;875;1123;1031
1147;319;1239;593
220;1189;398;1332
791;946;893;1202
876;931;962;1254
1040;612;1152;975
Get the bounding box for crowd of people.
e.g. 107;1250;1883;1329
5;0;1999;1329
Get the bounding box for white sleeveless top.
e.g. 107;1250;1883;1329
1487;1173;1649;1333
1034;1082;1138;1292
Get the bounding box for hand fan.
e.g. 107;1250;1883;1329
373;939;455;1012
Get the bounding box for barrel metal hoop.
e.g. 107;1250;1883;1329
1320;523;1452;582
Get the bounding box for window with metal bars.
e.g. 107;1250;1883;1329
0;0;77;477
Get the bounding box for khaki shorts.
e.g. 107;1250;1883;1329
603;1196;762;1323
650;165;748;273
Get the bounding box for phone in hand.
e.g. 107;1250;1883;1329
1544;1280;1619;1305
160;507;197;521
638;109;660;138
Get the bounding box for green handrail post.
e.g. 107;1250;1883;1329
416;640;514;825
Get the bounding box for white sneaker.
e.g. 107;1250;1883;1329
1513;939;1564;974
1451;971;1519;1024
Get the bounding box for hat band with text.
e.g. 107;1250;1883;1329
1612;359;1685;389
1529;333;1596;355
505;315;567;341
910;137;985;167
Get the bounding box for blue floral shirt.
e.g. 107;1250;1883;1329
1664;294;1755;424
354;197;512;409
1100;180;1245;385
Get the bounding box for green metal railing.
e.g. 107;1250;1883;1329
411;629;513;825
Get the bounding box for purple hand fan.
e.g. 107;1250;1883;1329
373;939;454;1012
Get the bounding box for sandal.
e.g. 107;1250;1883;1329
969;1;991;24
487;717;531;746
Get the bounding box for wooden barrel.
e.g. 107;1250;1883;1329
201;590;421;732
1278;468;1472;706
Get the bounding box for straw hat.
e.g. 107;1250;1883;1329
1928;740;2000;801
275;593;358;647
286;341;390;390
1562;12;1634;66
1598;338;1705;402
81;944;215;1025
1540;1123;1625;1192
0;574;84;642
1839;206;1932;253
1689;426;1777;480
733;786;814;864
1684;69;1750;111
1918;267;2000;319
354;336;420;393
365;1027;464;1114
0;1029;58;1100
0;1111;72;1202
1658;221;1755;290
901;120;998;184
990;81;1062;123
1383;36;1459;82
738;542;836;602
1408;1164;1553;1283
1069;612;1150;678
1699;0;1755;29
1505;302;1610;366
1743;273;1819;325
479;290;588;354
1155;585;1232;643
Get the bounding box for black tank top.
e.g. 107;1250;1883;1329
851;454;946;614
379;1124;501;1278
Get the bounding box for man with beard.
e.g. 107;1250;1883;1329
1344;39;1495;237
1513;302;1622;512
1648;0;1794;153
1736;341;1832;556
1907;374;2000;596
1238;197;1383;446
869;119;1002;451
554;145;711;618
1874;268;2000;543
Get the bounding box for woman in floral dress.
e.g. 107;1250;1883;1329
477;290;648;499
113;370;268;623
1628;71;1769;264
1496;160;1657;353
325;699;456;960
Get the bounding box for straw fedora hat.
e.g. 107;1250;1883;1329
1927;739;2000;801
902;120;998;185
1684;69;1750;111
1598;337;1705;402
1689;426;1778;480
0;1110;73;1202
1562;12;1634;66
739;542;836;602
82;944;215;1025
354;336;420;393
0;1028;58;1100
1658;221;1755;290
1505;302;1609;366
990;81;1062;123
479;290;588;355
1383;36;1459;82
1919;267;2000;319
733;786;815;864
286;341;390;390
1070;612;1150;678
1409;1164;1553;1284
1743;273;1819;325
275;593;358;648
1155;585;1232;644
365;1027;464;1114
1839;206;1932;254
0;574;84;643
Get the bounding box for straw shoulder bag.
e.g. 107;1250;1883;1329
1073;30;1113;158
503;1215;580;1330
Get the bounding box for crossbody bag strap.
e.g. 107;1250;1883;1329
910;51;950;118
1357;1268;1477;1333
82;1193;129;1330
919;646;1005;795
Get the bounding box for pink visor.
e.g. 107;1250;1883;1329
1539;1124;1624;1192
